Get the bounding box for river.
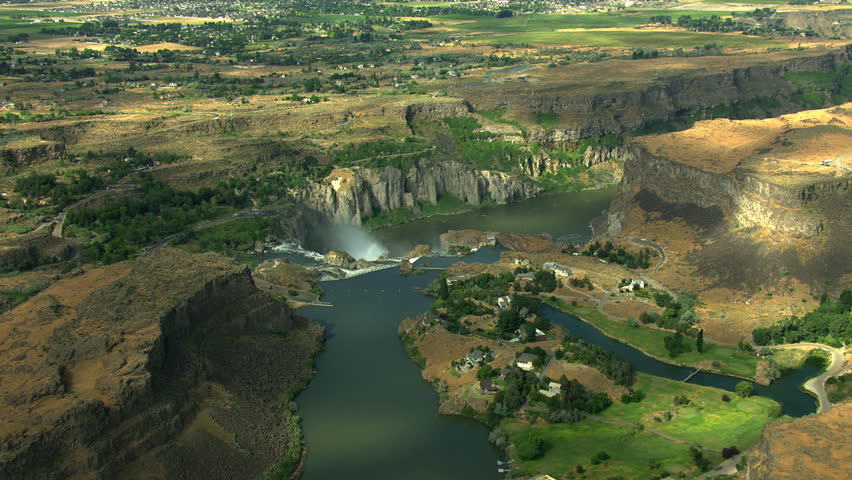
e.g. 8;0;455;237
293;190;819;480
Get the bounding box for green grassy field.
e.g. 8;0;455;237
427;12;785;49
503;373;781;478
504;420;704;479
548;299;760;378
604;374;781;450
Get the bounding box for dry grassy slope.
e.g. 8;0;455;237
0;248;313;480
742;402;852;480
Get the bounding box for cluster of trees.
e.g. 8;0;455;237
547;377;612;414
582;241;652;269
13;170;104;206
568;276;594;290
557;335;636;386
69;177;251;262
496;296;544;338
640;291;700;333
752;291;852;347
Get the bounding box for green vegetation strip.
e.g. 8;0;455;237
547;299;759;378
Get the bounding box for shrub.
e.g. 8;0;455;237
721;394;731;402
736;381;754;398
590;451;610;464
722;446;740;459
516;431;545;460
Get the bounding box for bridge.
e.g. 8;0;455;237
682;368;702;383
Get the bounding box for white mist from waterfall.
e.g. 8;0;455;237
318;222;389;261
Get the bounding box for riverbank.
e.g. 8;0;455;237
545;298;760;382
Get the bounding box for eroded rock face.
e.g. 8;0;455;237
742;402;852;480
0;248;297;479
300;160;542;225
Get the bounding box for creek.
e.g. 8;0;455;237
292;190;819;480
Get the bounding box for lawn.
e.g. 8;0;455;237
502;373;782;478
503;419;711;479
603;374;781;450
548;299;760;378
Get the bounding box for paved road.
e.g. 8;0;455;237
771;343;846;413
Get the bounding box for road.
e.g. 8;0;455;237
771;343;846;413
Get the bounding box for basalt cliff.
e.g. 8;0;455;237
299;159;543;225
0;248;322;480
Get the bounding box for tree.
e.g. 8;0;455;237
736;381;753;398
516;431;544;460
696;329;704;354
722;446;740;459
437;278;449;300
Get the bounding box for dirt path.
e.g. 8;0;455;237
586;415;722;454
771;343;846;413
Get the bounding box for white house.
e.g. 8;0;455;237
543;262;572;277
516;353;537;371
539;381;562;398
620;279;646;293
497;296;512;310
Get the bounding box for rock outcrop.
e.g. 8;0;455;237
0;140;65;174
0;230;72;271
300;160;542;225
324;250;357;269
0;248;311;480
741;402;852;480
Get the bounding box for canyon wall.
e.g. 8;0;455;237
0;249;301;479
465;48;851;140
299;159;543;225
605;144;849;238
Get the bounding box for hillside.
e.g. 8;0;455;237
0;248;323;479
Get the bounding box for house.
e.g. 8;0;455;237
485;233;497;246
420;316;438;328
445;274;471;286
543;262;572;277
539;381;562;398
514;258;530;267
478;378;499;395
516;353;537;371
516;272;535;281
620;279;646;293
497;295;512;310
460;349;491;372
